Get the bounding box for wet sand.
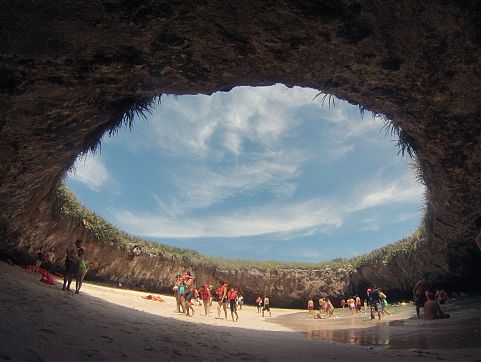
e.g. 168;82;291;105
0;261;479;361
270;298;481;350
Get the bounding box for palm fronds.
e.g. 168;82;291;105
82;95;162;155
313;92;336;108
377;114;416;158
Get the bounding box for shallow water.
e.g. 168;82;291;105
271;295;481;350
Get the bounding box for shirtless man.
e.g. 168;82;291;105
262;295;271;317
216;281;228;319
62;240;81;291
424;292;450;319
183;272;195;317
348;297;356;315
413;275;429;318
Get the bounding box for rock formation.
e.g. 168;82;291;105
1;1;480;307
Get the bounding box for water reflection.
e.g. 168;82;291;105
272;295;481;350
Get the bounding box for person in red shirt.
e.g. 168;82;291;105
228;287;239;321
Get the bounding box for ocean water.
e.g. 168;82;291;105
270;295;481;350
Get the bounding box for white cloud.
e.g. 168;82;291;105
164;151;305;213
109;198;342;238
351;174;424;212
109;173;424;239
68;153;110;192
88;84;423;243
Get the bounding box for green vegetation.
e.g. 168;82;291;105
54;182;423;273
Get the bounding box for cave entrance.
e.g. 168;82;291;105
66;84;424;263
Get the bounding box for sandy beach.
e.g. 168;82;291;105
0;261;479;361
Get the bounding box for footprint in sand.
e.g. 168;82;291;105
24;349;43;362
100;335;114;343
38;328;56;335
79;349;100;358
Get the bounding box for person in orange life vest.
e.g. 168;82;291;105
228;287;239;322
200;283;211;316
216;281;228;319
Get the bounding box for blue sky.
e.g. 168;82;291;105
67;84;424;262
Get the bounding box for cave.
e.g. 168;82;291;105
1;1;481;307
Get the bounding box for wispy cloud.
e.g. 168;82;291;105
68;154;110;192
109;173;424;239
350;173;424;212
109;197;341;238
133;85;388;215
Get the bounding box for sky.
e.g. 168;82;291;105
66;84;424;262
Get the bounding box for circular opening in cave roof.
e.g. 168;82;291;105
66;84;424;262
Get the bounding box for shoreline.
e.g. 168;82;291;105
0;261;479;361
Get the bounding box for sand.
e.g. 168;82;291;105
0;261;479;361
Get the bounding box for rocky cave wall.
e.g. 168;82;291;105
1;1;480;306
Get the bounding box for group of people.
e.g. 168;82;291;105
29;240;88;294
62;239;88;294
336;288;390;320
173;273;271;321
31;247;56;274
255;296;271;317
307;297;336;319
413;275;450;320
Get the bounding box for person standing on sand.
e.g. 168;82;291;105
75;247;88;294
183;272;195;317
256;296;262;313
63;240;81;291
262;295;271;317
173;274;184;313
413;275;429;318
228;287;239;322
216;281;228;319
238;294;244;310
307;298;314;314
200;283;211;316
